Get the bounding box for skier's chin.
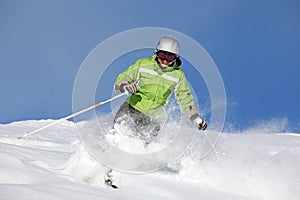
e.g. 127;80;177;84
160;63;169;68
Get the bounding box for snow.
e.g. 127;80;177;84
0;117;299;200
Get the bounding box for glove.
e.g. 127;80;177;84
119;83;140;94
191;114;207;131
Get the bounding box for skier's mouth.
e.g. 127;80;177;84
158;58;173;68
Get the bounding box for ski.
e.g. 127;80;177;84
104;169;119;189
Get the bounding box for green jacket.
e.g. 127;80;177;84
115;54;197;121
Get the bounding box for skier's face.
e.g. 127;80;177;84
157;51;176;68
158;58;174;68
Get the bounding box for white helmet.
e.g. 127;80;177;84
156;36;180;55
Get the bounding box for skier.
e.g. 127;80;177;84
113;36;207;138
104;36;207;188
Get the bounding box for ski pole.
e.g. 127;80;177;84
18;93;126;140
202;131;220;159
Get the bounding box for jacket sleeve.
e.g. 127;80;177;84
114;59;141;92
175;72;199;119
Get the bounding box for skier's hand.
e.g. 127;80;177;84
191;114;207;131
120;83;140;94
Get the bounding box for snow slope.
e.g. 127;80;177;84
0;117;299;200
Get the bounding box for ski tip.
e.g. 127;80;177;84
104;178;119;189
111;184;118;189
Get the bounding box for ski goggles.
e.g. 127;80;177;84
157;51;177;62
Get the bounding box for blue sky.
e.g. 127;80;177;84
1;0;299;132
